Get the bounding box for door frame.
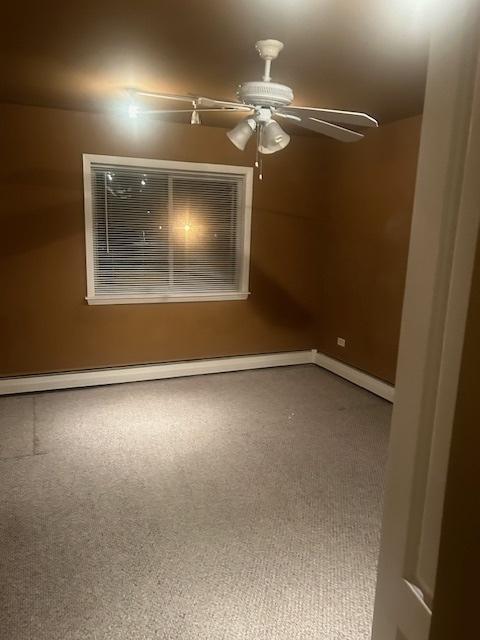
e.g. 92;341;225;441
371;1;480;639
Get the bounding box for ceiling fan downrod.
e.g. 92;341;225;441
255;39;284;82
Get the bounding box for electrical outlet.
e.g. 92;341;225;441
337;337;346;348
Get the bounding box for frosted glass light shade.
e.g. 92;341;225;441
227;118;256;150
190;110;201;125
258;120;290;154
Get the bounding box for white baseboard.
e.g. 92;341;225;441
0;350;315;396
313;351;395;402
0;349;394;402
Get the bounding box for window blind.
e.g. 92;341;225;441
88;160;249;301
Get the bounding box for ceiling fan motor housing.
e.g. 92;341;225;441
237;81;294;108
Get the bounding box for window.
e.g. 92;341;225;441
83;155;253;305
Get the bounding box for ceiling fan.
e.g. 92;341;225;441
129;39;378;171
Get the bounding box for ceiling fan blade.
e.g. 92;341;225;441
276;113;364;142
143;108;252;115
135;91;196;103
134;90;251;111
195;95;252;110
273;112;301;122
277;106;378;128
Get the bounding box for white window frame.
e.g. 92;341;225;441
82;154;253;305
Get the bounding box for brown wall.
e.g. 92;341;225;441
0;103;420;379
429;227;480;640
0;103;326;376
317;116;422;383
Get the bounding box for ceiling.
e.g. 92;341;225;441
1;0;430;128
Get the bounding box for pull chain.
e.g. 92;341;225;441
255;125;263;181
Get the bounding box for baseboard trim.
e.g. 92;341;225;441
0;349;394;401
313;351;395;402
0;350;316;396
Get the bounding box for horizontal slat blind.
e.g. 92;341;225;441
90;162;245;297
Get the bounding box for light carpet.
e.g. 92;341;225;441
0;364;391;640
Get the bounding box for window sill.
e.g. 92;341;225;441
86;292;250;305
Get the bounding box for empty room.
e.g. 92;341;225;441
1;1;479;639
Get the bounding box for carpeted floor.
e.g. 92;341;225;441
0;365;391;640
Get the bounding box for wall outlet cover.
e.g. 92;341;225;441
337;337;346;347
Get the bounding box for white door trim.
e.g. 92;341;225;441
372;1;480;638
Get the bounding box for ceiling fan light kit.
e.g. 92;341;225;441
129;39;378;178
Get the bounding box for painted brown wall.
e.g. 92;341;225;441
429;228;480;640
317;116;422;383
0;103;326;376
0;103;421;378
